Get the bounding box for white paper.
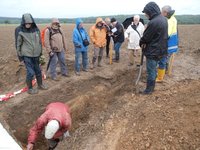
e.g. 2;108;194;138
111;27;117;33
0;123;22;150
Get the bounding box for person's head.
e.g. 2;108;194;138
96;17;104;27
133;15;140;25
76;18;83;29
162;5;175;18
105;17;111;25
22;13;34;29
51;18;60;30
111;18;117;27
162;5;171;17
45;120;60;139
142;2;161;20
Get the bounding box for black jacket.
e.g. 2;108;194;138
140;2;168;60
112;22;124;43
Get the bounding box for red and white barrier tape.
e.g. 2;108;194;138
0;74;46;102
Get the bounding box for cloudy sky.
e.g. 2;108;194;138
0;0;200;18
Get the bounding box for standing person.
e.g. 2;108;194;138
27;102;72;150
73;18;90;76
139;2;168;94
104;17;112;58
124;15;144;66
16;13;48;94
110;18;125;62
156;5;179;82
90;17;107;69
44;18;69;81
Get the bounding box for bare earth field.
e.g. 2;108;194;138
0;24;200;150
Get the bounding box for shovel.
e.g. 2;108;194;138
134;46;145;94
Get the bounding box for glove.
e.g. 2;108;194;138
63;131;70;138
49;51;54;57
27;143;34;150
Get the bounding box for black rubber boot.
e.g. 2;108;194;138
140;80;155;95
26;80;38;94
36;75;48;90
98;56;102;67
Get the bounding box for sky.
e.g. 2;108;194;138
0;0;200;18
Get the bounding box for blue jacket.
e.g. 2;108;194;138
73;18;90;52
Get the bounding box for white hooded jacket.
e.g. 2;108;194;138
125;22;144;49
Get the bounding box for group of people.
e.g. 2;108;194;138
14;2;178;149
15;2;178;96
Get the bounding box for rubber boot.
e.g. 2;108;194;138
156;69;165;82
36;75;48;90
26;80;38;94
140;80;155;95
98;56;102;67
91;57;96;69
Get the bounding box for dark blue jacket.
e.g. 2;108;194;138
73;18;89;52
140;2;168;60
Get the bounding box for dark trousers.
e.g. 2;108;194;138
23;56;42;81
106;35;111;57
146;58;158;81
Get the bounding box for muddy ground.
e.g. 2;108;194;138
0;24;200;150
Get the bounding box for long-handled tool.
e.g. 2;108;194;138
109;37;113;65
46;53;54;72
167;53;175;76
134;48;145;94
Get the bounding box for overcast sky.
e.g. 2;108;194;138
0;0;200;18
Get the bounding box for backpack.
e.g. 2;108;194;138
40;27;62;48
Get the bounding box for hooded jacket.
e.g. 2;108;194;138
44;19;67;53
28;102;72;144
89;18;107;47
73;18;90;52
16;13;42;57
140;2;168;60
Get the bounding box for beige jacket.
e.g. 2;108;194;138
44;27;67;53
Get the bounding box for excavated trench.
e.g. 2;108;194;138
3;69;134;149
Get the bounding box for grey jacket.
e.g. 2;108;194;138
16;13;42;57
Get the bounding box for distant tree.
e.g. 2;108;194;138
4;20;11;24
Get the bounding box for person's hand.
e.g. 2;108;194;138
63;131;70;138
27;143;34;150
49;51;54;57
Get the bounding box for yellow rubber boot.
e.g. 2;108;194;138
156;69;165;82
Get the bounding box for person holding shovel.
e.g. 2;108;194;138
27;102;72;150
139;2;168;94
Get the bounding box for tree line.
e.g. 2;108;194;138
0;14;200;24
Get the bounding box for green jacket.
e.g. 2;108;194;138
16;13;42;57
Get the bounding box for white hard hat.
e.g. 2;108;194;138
45;120;59;139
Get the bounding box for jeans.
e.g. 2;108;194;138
158;55;167;69
146;58;158;81
23;56;42;81
49;50;68;78
114;42;122;60
75;51;88;72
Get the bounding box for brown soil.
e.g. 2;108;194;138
0;24;200;150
